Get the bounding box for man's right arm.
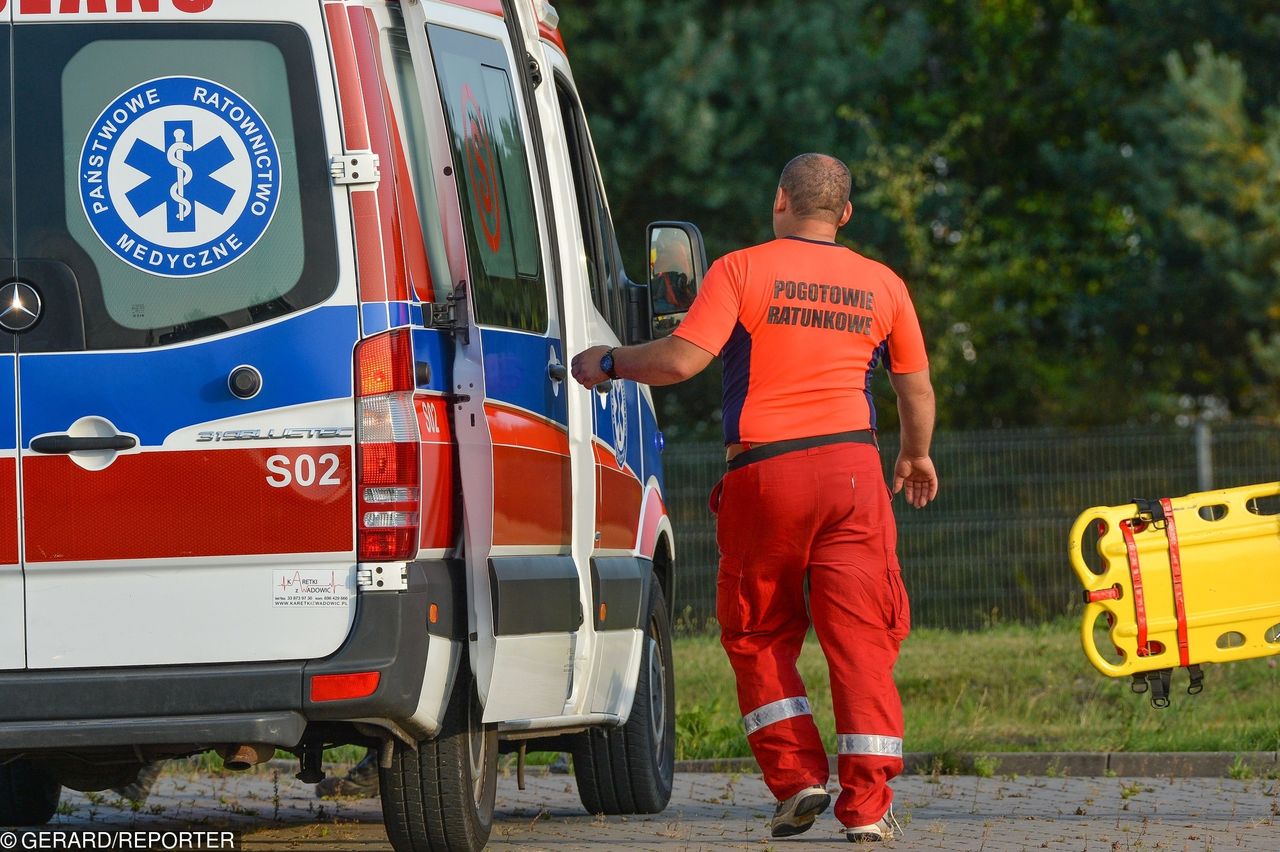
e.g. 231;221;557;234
888;368;938;509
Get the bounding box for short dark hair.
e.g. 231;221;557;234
779;153;851;224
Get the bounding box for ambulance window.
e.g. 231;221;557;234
428;25;548;333
554;80;608;323
554;77;625;338
385;16;453;303
15;23;337;352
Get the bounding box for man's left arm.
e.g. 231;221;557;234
888;368;938;509
571;337;715;389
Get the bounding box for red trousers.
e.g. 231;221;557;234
713;442;910;828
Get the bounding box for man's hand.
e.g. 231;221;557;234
892;454;937;509
571;345;612;390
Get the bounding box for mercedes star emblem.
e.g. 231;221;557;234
0;282;42;333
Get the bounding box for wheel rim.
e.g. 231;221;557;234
647;615;669;766
467;690;489;806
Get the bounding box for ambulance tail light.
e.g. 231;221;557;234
355;330;421;562
310;671;381;702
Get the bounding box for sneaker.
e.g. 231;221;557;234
315;751;379;799
846;805;903;843
770;785;831;838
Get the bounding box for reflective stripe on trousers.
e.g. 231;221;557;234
743;696;812;736
837;734;903;758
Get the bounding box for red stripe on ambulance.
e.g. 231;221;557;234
636;487;667;559
418;396;455;551
596;462;643;552
486;403;571;548
323;3;370;152
589;439;643;551
350;7;411;303
0;458;17;565
23;448;353;563
326;2;432;305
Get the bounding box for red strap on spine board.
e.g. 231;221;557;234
1160;498;1191;667
1120;519;1150;657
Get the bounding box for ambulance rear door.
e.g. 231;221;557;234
10;2;360;670
0;10;20;672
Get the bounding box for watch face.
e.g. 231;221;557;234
601;353;615;375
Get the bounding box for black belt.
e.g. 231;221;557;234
726;430;877;471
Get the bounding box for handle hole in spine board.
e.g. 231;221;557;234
1081;518;1108;576
1197;504;1228;521
1216;631;1246;649
1246;494;1280;516
1091;611;1125;665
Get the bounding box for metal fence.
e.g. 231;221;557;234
663;422;1280;632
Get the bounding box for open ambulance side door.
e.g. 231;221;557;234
399;0;590;721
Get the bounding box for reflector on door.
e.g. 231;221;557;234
1070;481;1280;690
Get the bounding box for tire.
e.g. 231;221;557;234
572;576;675;815
380;661;498;852
0;759;61;826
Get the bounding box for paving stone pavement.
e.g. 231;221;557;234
35;764;1280;850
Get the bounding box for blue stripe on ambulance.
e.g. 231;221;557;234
591;378;646;477
411;328;453;394
639;395;664;492
361;300;416;334
0;355;15;452
19;305;359;448
479;328;567;427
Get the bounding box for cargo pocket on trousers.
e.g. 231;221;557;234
887;568;911;642
708;477;725;517
716;559;749;637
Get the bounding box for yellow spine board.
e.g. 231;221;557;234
1069;481;1280;678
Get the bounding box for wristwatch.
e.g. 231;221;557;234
600;347;620;380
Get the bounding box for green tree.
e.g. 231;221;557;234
558;1;1280;434
1153;44;1280;412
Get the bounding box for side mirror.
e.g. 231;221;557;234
646;221;707;338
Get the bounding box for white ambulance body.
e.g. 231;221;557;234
0;2;705;849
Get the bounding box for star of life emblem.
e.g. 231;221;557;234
609;380;628;469
79;76;281;278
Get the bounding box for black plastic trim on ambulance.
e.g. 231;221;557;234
489;556;582;635
0;559;464;751
0;713;306;752
589;556;650;631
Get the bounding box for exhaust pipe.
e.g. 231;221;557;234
219;743;275;771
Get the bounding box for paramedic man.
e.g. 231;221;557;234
570;153;937;844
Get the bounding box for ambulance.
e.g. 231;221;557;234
0;1;706;848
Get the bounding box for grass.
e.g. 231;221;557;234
673;619;1280;759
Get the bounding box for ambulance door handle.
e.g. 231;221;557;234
30;435;137;454
547;362;567;382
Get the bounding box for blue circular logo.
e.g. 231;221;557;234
79;76;281;279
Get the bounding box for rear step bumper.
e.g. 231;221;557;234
0;713;308;751
0;559;464;751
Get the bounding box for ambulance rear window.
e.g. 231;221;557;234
13;23;337;351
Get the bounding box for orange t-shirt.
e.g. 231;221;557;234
673;236;929;445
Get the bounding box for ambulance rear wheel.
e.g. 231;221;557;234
380;662;498;852
572;578;675;814
0;758;61;826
